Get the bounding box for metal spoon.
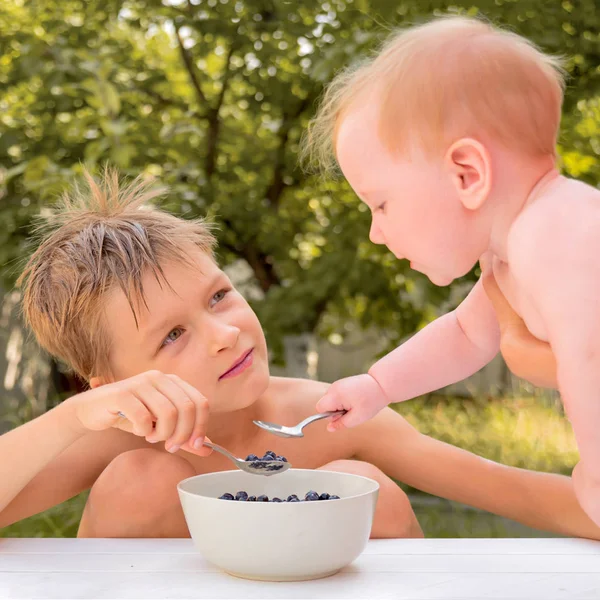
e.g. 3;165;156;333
253;410;347;438
204;441;291;476
116;411;290;476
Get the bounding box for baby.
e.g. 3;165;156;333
305;15;600;526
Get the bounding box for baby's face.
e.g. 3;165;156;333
336;103;482;286
102;249;270;413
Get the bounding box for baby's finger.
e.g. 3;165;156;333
327;414;348;432
316;392;342;414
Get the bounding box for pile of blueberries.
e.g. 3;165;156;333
245;450;288;472
219;490;340;502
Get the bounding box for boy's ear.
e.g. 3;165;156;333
445;138;491;210
89;376;104;389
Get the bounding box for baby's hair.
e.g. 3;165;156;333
302;14;566;173
17;166;217;382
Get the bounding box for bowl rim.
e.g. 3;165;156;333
177;468;380;503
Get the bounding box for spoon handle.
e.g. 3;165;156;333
202;441;238;464
298;410;347;430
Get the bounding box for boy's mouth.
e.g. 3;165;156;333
219;348;254;381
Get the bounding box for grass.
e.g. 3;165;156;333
1;394;577;539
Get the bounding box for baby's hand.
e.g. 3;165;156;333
316;374;389;431
64;370;212;456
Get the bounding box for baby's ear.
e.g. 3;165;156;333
444;138;491;210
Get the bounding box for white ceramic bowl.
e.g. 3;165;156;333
177;468;379;581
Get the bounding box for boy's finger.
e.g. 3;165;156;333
182;435;213;457
135;384;177;441
152;376;196;451
481;270;522;326
114;394;155;437
166;375;210;449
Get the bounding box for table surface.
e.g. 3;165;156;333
2;537;600;600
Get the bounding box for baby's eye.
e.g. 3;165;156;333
210;288;230;307
162;327;184;347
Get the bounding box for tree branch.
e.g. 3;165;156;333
175;25;209;108
218;215;280;291
265;95;313;208
205;42;238;179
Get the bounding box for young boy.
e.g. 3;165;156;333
1;168;599;541
305;15;600;526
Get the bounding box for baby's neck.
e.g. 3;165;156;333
487;155;559;261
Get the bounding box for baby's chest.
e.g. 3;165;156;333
492;257;549;342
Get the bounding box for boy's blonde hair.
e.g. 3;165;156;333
303;15;566;171
17;167;216;382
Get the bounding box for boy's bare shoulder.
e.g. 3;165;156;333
265;376;329;419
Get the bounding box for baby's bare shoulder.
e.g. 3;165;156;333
508;178;600;274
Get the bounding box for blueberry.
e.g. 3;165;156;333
329;495;340;500
263;450;277;460
251;461;264;469
247;495;257;502
256;495;269;502
287;494;299;502
276;455;288;462
219;493;234;500
245;454;259;462
305;491;320;501
319;492;330;500
271;497;283;502
235;491;249;501
266;463;283;471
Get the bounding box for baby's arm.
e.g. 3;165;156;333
515;201;600;527
318;278;501;429
370;278;501;401
353;408;600;539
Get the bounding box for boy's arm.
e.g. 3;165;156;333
0;402;145;528
318;278;501;429
353;408;600;539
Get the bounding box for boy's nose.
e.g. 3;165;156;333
209;319;241;355
369;220;385;245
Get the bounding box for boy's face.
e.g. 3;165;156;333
101;249;270;413
336;102;482;286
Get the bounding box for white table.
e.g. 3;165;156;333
1;538;600;600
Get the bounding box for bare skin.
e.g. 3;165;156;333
2;252;600;541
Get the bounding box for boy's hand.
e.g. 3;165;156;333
480;256;558;388
316;374;389;431
64;370;212;456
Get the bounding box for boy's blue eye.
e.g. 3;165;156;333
162;327;184;347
